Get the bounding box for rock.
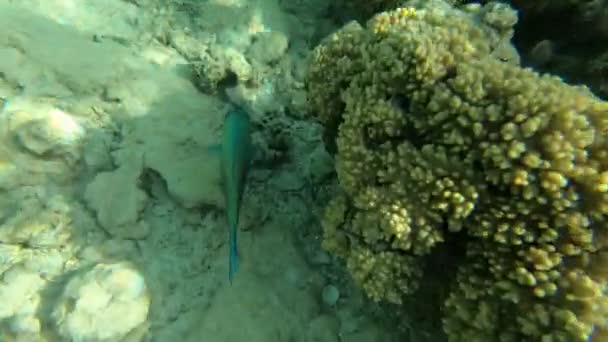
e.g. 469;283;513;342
52;262;150;341
145;145;224;209
0;101;88;185
308;145;334;183
248;31;289;65
84;160;149;239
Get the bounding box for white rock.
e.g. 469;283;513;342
0;265;44;328
0;102;87;184
84;163;149;239
248;31;288;64
8;314;41;334
53;262;150;341
14;107;86;156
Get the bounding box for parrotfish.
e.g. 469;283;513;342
0;97;7;113
218;106;253;284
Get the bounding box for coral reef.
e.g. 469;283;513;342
167;1;311;120
308;0;608;340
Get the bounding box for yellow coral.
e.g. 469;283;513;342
372;7;418;34
310;2;608;341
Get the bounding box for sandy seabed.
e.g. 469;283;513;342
0;0;397;341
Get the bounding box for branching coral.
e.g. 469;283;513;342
307;0;608;340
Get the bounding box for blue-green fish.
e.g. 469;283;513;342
219;106;252;284
0;97;7;113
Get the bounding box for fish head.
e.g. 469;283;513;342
225;106;251;128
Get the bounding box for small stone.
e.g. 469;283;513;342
322;284;340;307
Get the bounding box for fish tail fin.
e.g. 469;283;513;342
228;223;239;284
